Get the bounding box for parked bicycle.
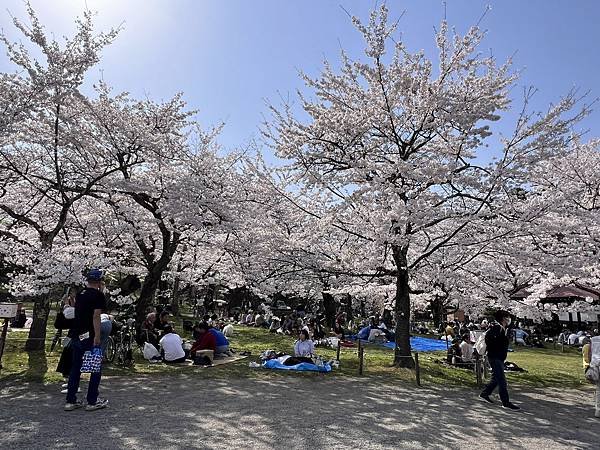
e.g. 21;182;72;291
104;317;136;366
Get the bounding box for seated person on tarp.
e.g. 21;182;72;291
223;323;235;337
269;316;281;333
209;326;230;355
190;322;216;355
159;325;187;364
332;317;346;340
568;332;580;346
312;316;326;340
10;303;27;328
280;315;293;334
368;328;387;343
447;338;462;365
377;320;395;341
254;312;266;328
281;329;316;366
137;312;159;348
155;310;171;336
458;334;475;368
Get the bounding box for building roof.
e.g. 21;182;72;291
512;284;600;302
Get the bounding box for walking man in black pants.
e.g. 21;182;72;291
64;269;108;411
479;310;520;410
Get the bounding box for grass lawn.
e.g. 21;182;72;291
0;320;590;390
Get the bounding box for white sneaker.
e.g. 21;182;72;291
85;398;108;411
61;383;68;388
64;401;84;411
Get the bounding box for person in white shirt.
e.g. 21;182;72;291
460;335;474;362
294;329;315;358
568;333;580;346
255;313;265;327
159;325;186;363
223;323;234;337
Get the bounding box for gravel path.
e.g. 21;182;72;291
1;374;598;449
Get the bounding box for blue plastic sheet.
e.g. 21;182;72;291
263;358;332;372
382;336;449;352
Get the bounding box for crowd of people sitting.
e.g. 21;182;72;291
134;307;232;365
51;291;600;375
558;328;598;347
236;307;348;343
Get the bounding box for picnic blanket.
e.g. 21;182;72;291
381;336;449;352
263;358;332;373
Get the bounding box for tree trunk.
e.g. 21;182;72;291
392;244;414;368
431;296;447;329
322;291;336;328
170;277;180;316
25;294;51;351
136;268;163;323
344;294;353;322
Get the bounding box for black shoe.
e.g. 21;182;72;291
479;393;494;404
501;402;520;410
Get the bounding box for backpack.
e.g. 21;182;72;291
474;331;487;355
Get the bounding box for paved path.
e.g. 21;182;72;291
0;375;598;449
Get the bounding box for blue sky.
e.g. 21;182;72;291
1;0;599;154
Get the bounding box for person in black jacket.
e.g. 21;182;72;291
479;310;520;410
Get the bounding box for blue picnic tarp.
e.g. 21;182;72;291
382;336;449;352
263;358;332;373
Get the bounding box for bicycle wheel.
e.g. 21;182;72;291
124;346;134;366
104;336;116;363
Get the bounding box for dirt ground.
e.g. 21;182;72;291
0;374;598;449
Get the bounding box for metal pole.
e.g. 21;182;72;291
594;381;600;417
0;318;9;369
414;352;421;387
336;340;341;361
475;353;482;387
483;356;489;380
358;339;364;376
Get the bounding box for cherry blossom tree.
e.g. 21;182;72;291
264;6;590;367
0;6;130;349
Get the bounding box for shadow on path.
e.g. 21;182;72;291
0;375;598;449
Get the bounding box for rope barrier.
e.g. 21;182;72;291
2;337;49;341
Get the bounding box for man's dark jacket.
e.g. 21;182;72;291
485;323;508;360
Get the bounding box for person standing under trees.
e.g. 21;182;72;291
479;310;521;411
64;269;108;411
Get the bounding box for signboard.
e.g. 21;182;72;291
0;303;18;319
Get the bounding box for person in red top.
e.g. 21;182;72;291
190;322;216;355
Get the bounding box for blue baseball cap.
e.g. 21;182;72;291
86;269;104;281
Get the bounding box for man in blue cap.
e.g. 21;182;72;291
64;269;109;411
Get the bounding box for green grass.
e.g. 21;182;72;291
0;322;590;389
